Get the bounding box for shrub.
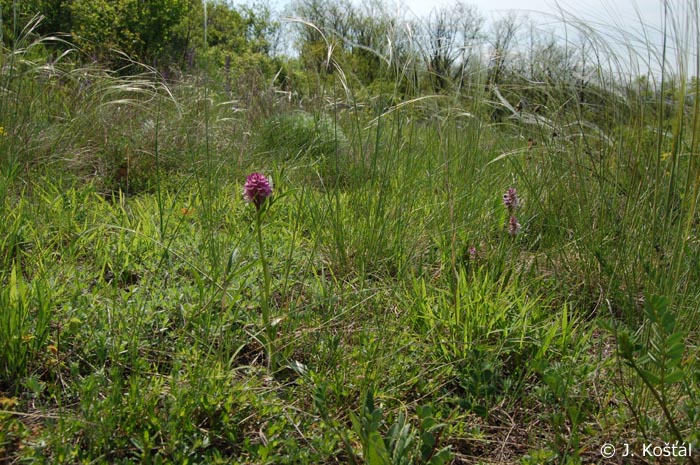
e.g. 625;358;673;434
69;0;187;64
256;111;348;161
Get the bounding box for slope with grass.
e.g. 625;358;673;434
1;5;700;464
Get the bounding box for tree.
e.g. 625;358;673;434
454;3;484;89
487;13;520;87
419;2;483;92
1;0;72;47
343;0;396;85
69;0;187;64
292;0;352;73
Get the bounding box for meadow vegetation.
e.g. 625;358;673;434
1;0;699;463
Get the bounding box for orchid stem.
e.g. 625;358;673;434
255;208;276;371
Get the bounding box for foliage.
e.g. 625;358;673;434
0;0;71;44
257;111;348;161
69;0;187;63
0;264;53;391
604;295;699;463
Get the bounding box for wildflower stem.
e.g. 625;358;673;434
255;208;276;371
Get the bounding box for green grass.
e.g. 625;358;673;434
1;9;700;465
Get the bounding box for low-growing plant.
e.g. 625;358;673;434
314;384;453;465
0;264;53;392
604;295;699;463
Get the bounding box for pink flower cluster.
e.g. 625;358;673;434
244;173;272;210
508;215;521;236
503;187;520;236
503;187;518;210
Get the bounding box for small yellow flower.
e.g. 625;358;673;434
0;396;19;408
661;152;672;161
0;127;5;136
48;345;58;355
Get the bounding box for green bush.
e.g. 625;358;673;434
69;0;187;63
257;111;348;161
